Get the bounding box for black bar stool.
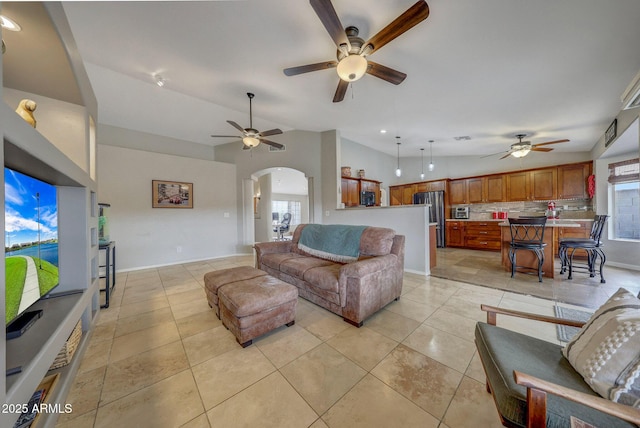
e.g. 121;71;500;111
508;217;548;282
559;215;608;283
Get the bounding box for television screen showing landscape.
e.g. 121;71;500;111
5;167;59;325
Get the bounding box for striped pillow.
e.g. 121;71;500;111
562;288;640;407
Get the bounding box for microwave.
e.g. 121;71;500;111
360;191;376;207
453;207;470;219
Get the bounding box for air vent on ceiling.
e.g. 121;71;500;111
269;144;286;152
621;70;640;110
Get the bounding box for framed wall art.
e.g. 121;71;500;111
152;180;193;208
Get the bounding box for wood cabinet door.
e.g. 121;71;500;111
402;184;415;205
427;180;446;192
341;178;360;207
449;179;467;204
485;175;506;202
558;162;591;199
446;222;465;247
389;186;402;206
530;168;557;201
415;182;428;193
466;178;484;203
505;171;530;201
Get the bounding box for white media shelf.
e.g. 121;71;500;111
1;3;99;427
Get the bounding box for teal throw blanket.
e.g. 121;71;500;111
298;224;367;263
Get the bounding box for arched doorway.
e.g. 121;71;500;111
249;167;310;243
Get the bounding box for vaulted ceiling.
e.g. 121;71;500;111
22;1;640;158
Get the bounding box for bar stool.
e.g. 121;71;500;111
559;215;608;283
508;217;548;282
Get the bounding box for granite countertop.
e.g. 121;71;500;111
498;220;582;227
446;218;593;222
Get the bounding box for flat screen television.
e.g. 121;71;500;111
4;167;59;339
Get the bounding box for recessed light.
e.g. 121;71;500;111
380;129;387;134
0;15;21;32
153;74;165;87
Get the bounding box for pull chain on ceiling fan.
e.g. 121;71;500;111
210;93;284;150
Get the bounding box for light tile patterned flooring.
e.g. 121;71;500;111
55;254;638;428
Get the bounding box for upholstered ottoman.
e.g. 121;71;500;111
204;267;268;318
218;274;298;347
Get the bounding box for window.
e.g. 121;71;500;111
608;158;640;240
272;200;301;225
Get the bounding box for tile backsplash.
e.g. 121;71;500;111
452;199;594;220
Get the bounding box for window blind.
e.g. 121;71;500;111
608;158;640;184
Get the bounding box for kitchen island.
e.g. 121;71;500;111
499;220;582;279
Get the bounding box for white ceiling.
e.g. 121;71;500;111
58;0;640;158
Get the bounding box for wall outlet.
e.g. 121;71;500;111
176;246;182;253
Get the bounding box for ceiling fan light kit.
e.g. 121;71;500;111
336;54;367;82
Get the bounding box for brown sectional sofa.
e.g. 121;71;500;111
254;224;405;327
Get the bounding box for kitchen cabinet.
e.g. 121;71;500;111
341;177;382;207
446;221;465;247
465;175;506;204
554;220;591;257
402;184;416;205
449;179;467;204
390;180;448;205
464;221;502;251
558;162;591;199
505;168;557;201
341;177;360;207
390;186;403;206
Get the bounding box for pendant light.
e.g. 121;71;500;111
428;140;435;171
395;136;402;177
420;148;425;180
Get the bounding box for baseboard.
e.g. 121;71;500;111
115;253;254;273
606;261;640;271
404;268;429;276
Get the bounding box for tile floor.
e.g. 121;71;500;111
55;254;638;428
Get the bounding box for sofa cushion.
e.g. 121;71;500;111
260;252;306;271
562;288;640;407
279;256;335;278
359;227;396;256
303;264;341;293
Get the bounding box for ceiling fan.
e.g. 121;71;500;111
283;0;430;102
485;134;570;159
211;92;284;150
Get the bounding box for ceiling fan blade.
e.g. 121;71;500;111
310;0;351;53
227;120;246;133
211;135;240;138
531;147;554;152
480;150;508;159
366;61;407;85
362;0;429;55
259;139;284;150
284;61;337;76
260;128;283;137
533;139;570;147
242;144;252;151
333;79;349;103
499;153;513;160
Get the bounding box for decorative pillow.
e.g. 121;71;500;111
563;288;640;407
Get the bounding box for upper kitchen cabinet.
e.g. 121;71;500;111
449;179;467;204
558;162;592;199
467;175;506;204
506;168;557;201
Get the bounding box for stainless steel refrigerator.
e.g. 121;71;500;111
413;191;445;247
